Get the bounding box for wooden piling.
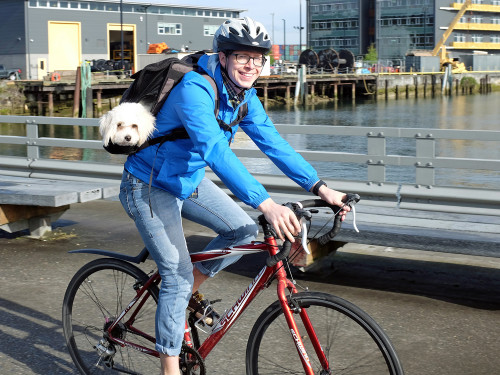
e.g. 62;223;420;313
48;92;54;116
73;67;81;118
263;83;269;108
85;87;93;118
37;93;43;115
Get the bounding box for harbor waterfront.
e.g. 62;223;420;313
6;70;500;117
0;90;498;190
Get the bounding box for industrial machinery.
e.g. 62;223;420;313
408;0;471;73
298;48;355;73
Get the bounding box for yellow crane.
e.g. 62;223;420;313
408;0;471;72
432;0;471;73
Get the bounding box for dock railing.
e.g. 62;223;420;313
0;115;499;216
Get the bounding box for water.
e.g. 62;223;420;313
0;93;498;189
239;93;500;189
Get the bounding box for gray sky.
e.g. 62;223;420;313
132;0;306;45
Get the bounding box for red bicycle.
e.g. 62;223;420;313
62;194;404;374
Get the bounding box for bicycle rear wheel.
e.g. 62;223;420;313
246;291;403;375
62;258;160;374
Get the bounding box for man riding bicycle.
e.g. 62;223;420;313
119;17;350;375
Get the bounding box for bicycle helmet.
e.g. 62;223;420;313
213;17;272;54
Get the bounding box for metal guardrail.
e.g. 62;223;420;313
0;115;499;215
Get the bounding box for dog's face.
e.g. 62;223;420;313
99;102;156;147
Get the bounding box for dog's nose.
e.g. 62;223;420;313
125;135;131;141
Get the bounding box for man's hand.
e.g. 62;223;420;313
314;184;351;221
257;198;301;242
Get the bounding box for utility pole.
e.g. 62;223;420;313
299;0;302;50
270;13;275;43
282;19;286;61
120;0;124;69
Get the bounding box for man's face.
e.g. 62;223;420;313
219;50;265;89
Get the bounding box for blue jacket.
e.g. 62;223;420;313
124;54;319;209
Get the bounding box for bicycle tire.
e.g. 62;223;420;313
246;291;404;375
62;258;160;374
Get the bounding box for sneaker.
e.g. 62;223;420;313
187;291;220;327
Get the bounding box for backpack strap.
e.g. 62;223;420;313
136;73;247;153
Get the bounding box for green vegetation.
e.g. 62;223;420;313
460;76;477;89
364;44;378;62
0;81;26;114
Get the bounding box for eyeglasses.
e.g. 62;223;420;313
232;54;267;68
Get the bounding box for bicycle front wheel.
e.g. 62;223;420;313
62;258;160;375
246;291;403;375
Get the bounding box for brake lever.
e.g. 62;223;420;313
300;219;310;254
294;205;312;255
343;193;360;233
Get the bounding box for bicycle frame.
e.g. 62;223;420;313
102;237;329;374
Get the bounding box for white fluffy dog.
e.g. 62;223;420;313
99;102;156;151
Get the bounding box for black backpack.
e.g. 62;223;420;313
104;52;248;154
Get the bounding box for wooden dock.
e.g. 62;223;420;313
19;73;378;117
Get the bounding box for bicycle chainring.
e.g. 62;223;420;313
179;344;205;375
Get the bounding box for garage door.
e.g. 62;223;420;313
48;22;81;72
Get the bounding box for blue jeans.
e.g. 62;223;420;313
119;171;258;355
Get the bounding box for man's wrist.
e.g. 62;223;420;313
312;180;327;196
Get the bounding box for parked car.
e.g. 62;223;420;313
0;65;22;80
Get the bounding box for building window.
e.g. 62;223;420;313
491;36;500;43
471;34;483;43
158;23;182;35
204;25;219;36
90;3;104;10
454;33;466;42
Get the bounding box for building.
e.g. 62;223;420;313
308;0;370;56
441;0;500;56
0;0;244;79
307;0;500;66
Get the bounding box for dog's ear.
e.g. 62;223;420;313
99;112;114;146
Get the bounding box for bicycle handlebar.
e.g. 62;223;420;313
265;193;361;267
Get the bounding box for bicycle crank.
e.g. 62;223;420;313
180;344;206;375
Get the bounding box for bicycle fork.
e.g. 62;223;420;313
277;278;330;375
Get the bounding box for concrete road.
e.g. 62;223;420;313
0;200;498;374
